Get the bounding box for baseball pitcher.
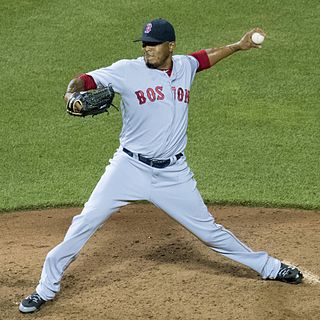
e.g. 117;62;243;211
19;18;303;313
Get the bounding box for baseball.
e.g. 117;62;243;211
251;32;265;45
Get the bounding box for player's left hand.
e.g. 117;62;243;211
238;28;266;50
66;85;116;117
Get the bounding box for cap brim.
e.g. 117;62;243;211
133;36;165;43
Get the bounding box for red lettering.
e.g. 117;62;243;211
184;89;190;103
155;86;165;100
177;87;184;102
135;90;146;105
135;86;189;105
146;88;156;102
171;86;176;100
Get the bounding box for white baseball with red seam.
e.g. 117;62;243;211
251;32;265;45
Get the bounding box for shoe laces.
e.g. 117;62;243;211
28;293;42;303
278;265;297;278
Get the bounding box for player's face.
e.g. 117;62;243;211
143;42;176;70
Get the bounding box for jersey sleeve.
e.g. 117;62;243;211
185;54;200;76
87;60;128;94
79;74;97;90
189;50;211;72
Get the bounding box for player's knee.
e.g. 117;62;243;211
70;209;106;231
45;247;60;265
81;202;117;225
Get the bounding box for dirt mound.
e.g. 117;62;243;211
1;204;319;320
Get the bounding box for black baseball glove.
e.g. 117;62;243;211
66;84;115;117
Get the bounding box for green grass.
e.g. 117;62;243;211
1;0;319;211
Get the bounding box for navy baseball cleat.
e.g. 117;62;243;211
19;292;46;313
275;263;303;284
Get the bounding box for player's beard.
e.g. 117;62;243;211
145;61;157;69
144;52;171;70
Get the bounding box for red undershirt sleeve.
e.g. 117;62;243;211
189;50;211;72
79;74;97;90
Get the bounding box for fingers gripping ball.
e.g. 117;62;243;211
251;32;265;45
66;85;116;117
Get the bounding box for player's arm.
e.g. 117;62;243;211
64;74;97;112
205;28;265;67
64;78;85;103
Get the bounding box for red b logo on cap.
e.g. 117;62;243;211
144;23;152;34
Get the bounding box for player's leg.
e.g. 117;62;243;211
21;150;150;312
150;161;281;279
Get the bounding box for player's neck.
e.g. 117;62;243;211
157;60;173;71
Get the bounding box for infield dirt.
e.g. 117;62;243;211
1;204;319;320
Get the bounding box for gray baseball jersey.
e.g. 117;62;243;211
88;55;197;158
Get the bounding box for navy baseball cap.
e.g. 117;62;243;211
134;18;176;43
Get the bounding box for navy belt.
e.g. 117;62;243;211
123;148;183;169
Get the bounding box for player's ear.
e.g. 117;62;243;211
169;42;176;52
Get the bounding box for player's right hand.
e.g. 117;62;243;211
238;28;266;50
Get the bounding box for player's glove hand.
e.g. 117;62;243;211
66;84;115;117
